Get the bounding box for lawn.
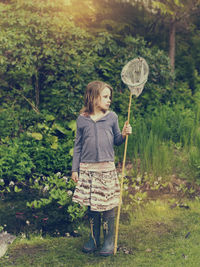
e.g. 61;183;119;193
1;196;200;267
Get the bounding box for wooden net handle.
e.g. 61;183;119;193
114;92;132;255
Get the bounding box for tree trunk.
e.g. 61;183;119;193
169;20;176;72
35;71;40;111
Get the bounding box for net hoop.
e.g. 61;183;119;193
121;57;149;97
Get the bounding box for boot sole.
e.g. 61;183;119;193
99;251;114;257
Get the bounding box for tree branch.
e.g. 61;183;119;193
0;79;39;114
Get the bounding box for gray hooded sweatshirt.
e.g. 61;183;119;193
72;111;124;172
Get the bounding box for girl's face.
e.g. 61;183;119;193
96;87;111;112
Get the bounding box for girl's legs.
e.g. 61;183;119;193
82;207;101;253
100;208;115;256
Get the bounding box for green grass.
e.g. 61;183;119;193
1;198;200;267
119;103;200;181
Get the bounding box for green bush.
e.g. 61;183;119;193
0;118;73;184
25;173;87;236
0;112;86;234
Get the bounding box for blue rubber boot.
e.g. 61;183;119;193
82;211;101;253
100;216;115;256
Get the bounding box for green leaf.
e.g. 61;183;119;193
45;114;55;121
6;187;11;193
37;123;49;130
14;185;22;193
69;148;74;156
31;132;43;140
68;120;76;131
51;142;58;149
53;123;69;135
27;132;43;140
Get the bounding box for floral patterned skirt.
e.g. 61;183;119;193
72;162;120;212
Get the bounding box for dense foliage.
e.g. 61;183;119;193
0;0;200;235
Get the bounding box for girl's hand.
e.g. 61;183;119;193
122;121;132;138
72;172;78;183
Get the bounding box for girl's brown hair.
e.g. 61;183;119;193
80;81;113;114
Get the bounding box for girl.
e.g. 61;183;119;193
71;81;132;256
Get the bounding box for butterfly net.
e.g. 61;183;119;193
121;57;149;97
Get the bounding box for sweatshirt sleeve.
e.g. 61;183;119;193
71;118;82;172
112;113;124;146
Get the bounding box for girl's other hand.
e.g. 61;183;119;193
72;172;78;183
122;121;132;138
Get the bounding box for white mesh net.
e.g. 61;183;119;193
121;57;149;97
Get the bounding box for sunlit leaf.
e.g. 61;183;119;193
68;120;76;131
31;132;43;140
45;114;55;121
53;123;69;135
14;185;22;193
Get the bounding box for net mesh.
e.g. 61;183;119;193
121;57;149;97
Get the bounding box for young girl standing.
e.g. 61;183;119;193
71;81;132;256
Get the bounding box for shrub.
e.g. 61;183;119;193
0;113;86;234
25;173;87;236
